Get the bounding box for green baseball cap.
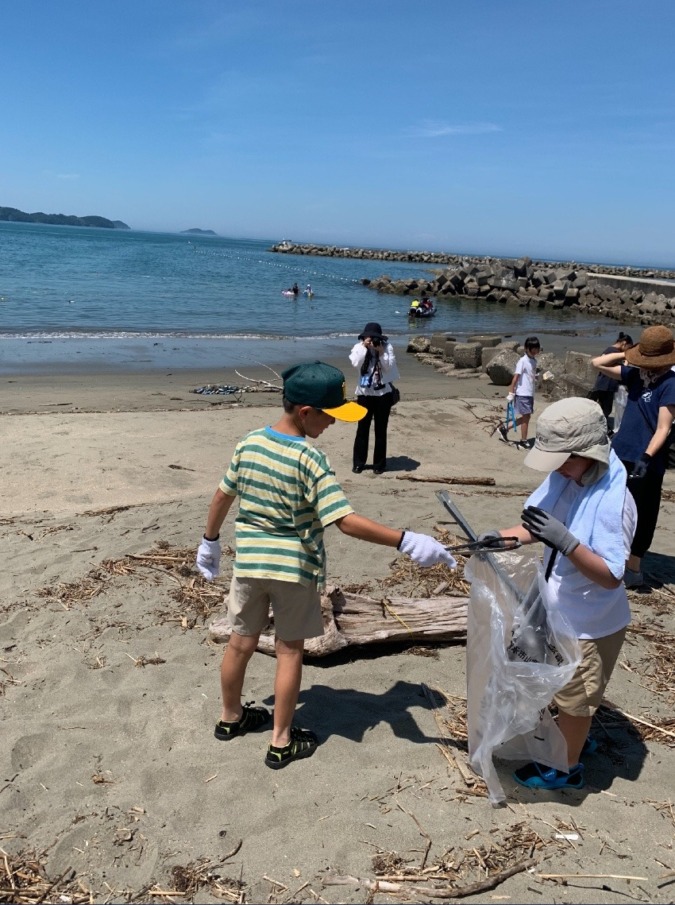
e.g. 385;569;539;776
282;361;367;422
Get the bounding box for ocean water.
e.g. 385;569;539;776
0;222;616;374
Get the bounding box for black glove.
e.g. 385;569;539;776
521;506;580;556
629;453;651;480
477;530;502;545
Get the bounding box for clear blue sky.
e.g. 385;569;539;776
3;1;674;266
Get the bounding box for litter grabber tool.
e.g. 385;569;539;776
436;490;559;665
438;489;581;806
505;399;517;434
445;536;521;555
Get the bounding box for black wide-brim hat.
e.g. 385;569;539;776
358;321;388;342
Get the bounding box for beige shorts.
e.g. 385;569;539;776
228;575;324;642
554;627;627;717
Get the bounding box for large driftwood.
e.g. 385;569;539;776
396;474;495;486
208;585;468;657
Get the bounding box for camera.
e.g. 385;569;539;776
371;337;381;347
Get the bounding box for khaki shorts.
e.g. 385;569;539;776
554;627;626;717
228;576;324;642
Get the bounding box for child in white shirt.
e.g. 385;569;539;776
497;336;541;448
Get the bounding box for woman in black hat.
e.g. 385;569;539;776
349;322;400;474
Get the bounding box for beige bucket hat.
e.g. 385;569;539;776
524;397;610;472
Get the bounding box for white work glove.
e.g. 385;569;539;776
196;537;222;580
398;531;457;569
506;392;514;403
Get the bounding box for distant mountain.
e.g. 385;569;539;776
0;206;129;229
181;228;217;236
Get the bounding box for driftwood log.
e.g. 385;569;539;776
208;585;468;657
396;475;496;486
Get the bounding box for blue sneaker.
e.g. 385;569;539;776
513;761;585;790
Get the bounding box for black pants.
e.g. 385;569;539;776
587;389;614;422
353;392;393;472
622;460;664;558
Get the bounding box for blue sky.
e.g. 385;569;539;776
3;1;674;266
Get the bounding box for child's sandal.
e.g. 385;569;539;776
214;702;271;741
265;727;318;769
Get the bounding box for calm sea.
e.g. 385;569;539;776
0;222;617;374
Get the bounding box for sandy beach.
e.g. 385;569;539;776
2;336;674;904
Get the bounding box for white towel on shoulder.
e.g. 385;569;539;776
525;450;628;579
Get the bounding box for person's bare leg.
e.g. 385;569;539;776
520;413;531;442
220;631;260;722
271;637;304;747
557;710;592;768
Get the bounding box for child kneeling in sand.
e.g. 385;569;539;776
481;397;636;790
196;361;456;770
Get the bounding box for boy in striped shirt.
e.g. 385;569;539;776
196;361;455;769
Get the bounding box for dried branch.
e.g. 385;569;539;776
396;475;496;486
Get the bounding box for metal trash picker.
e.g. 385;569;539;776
436;489;580;805
436;489;562;666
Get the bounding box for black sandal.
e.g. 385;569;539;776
214;701;271;741
265;727;318;769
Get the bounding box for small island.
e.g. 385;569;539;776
181;228;218;236
0;205;129;229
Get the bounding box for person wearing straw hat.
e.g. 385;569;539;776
195;362;455;770
592;325;675;588
479;397;637;790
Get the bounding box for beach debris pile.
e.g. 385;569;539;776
323;818;563;900
191;384;243;397
192;366;283;398
0;850;93;904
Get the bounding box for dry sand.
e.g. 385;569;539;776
1;344;674;904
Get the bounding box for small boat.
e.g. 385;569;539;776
408;300;436;318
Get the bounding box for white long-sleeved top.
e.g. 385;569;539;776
349;341;400;397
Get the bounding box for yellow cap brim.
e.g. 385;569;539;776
322;401;368;422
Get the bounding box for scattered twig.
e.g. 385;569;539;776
536;872;648;881
324;857;536;899
396;475;496;486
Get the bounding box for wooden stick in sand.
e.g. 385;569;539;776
396;475;496;486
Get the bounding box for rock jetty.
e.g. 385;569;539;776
406;332;599;405
269;242;675;328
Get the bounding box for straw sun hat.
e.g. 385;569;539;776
624;325;675;369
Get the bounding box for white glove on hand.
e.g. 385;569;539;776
399;531;457;569
196;537;222;580
506;392;515;403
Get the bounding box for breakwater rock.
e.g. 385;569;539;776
365;258;675;329
269;242;675;328
408;331;595;403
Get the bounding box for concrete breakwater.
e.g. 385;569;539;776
270;242;675;328
406;332;601;405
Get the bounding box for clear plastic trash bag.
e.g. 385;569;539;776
613;385;628;432
464;547;581;806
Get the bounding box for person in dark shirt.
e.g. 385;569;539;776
588;332;633;426
592;326;675;588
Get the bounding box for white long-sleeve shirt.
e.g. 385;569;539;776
349;341;400;397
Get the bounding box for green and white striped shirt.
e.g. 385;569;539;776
220;427;353;587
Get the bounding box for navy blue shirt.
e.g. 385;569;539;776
592;346;621;393
612;366;675;475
